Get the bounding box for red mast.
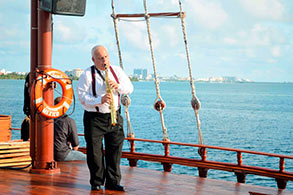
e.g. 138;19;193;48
30;0;60;174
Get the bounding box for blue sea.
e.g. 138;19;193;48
0;80;292;191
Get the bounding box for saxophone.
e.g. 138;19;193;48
104;64;117;126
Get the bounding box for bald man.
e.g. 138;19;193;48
77;45;133;191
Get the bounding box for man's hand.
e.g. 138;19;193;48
101;93;112;104
108;80;119;90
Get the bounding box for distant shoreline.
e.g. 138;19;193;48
0;78;292;84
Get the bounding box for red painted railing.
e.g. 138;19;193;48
121;137;293;190
11;128;293;190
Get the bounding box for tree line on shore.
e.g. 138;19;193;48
0;73;137;81
0;73;80;80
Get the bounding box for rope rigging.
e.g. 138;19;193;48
111;0;203;146
178;0;203;146
143;0;169;141
111;0;134;138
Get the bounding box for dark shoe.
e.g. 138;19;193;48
105;184;125;191
91;185;101;191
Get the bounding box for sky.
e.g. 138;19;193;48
0;0;293;82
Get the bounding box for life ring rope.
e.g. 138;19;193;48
31;69;75;119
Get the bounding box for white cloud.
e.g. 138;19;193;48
175;53;186;59
185;0;228;29
55;21;79;43
271;46;281;57
119;21;160;50
223;37;238;45
159;25;180;47
240;0;285;20
236;24;286;48
267;58;277;63
244;48;256;58
157;0;178;6
248;24;271;46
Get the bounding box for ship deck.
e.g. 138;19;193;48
0;161;292;195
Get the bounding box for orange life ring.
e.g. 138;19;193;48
32;69;73;118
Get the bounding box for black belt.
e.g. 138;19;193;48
86;107;121;115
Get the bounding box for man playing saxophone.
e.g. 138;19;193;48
77;45;133;192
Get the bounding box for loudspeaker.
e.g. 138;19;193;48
40;0;86;16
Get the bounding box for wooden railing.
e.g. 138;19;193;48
11;128;293;190
119;137;293;190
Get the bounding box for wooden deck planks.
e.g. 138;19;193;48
0;161;292;195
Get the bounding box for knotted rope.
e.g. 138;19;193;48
111;0;134;138
144;0;169;141
178;0;204;149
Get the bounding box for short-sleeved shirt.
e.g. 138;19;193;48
54;115;79;161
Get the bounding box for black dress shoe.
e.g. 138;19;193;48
105;184;125;191
91;185;101;191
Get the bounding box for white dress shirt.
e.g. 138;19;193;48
77;65;133;113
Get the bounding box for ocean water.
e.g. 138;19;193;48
0;79;292;190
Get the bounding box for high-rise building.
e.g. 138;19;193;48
133;68;147;79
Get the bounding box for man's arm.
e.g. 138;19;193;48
68;117;80;150
113;66;134;95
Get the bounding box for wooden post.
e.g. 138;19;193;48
162;143;172;172
235;171;246;183
237;151;242;166
276;178;287;189
130;140;135;153
276;157;287;189
279;157;285;172
198;148;208;177
128;140;138;167
198;167;208;178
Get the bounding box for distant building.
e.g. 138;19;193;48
0;69;5;75
65;70;73;77
133;69;147;80
65;68;83;78
72;68;83;78
195;76;252;83
14;72;27;75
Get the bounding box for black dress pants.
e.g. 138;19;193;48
83;111;125;186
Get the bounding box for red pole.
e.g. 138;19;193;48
30;0;60;174
29;0;37;166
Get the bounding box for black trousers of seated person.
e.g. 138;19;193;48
83;110;125;187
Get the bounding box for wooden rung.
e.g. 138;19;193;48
0;152;30;158
0;148;29;154
0;156;31;164
0;161;31;168
0;142;29;148
0;146;29;150
114;12;185;18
